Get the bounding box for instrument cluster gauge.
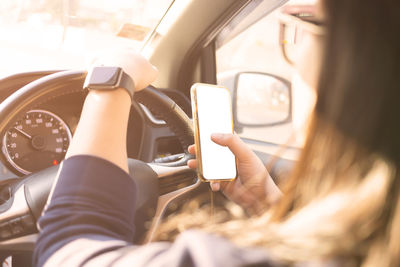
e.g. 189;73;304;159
2;110;72;175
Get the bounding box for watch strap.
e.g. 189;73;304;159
117;70;135;100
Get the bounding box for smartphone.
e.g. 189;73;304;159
191;83;237;182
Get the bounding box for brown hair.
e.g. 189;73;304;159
156;1;400;266
266;0;400;265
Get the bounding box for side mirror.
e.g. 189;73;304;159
233;72;292;129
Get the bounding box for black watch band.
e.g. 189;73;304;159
84;66;135;100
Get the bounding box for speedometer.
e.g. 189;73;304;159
2;110;72;175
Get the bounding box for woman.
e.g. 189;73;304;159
33;0;400;266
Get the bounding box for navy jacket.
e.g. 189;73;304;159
33;155;278;267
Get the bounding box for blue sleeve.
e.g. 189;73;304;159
33;155;137;266
33;155;277;267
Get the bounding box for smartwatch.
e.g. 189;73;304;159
84;66;135;100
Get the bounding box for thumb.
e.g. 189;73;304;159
210;133;254;162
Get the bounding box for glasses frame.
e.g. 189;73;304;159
278;10;325;65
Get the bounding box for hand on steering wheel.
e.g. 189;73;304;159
0;49;195;247
92;49;158;91
66;49;158;171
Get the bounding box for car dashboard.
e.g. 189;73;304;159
0;71;191;180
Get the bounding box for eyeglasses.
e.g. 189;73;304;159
279;5;325;65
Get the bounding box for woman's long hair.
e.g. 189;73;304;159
156;1;400;266
264;0;400;265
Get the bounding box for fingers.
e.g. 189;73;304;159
187;156;222;193
133;59;158;90
210;133;254;162
186;151;224;193
187;159;197;169
210;182;221;191
187;145;197;169
115;51;158;91
188;144;196;155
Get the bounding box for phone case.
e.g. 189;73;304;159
190;83;238;182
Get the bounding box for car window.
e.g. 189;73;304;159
216;7;294;146
0;0;173;78
216;0;316;149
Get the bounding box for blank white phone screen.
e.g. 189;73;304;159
196;85;236;180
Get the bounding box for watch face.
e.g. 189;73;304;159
89;67;121;86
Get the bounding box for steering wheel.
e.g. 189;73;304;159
0;70;200;256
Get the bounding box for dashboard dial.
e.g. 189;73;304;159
2;110;72;175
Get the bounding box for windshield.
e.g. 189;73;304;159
0;0;173;78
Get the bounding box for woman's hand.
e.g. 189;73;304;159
187;133;282;212
92;48;158;91
67;49;158;172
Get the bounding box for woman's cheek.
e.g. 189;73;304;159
290;33;322;146
291;72;317;146
295;33;322;90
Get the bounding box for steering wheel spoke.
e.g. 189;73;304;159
0;185;36;243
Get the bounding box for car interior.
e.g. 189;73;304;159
0;0;299;265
